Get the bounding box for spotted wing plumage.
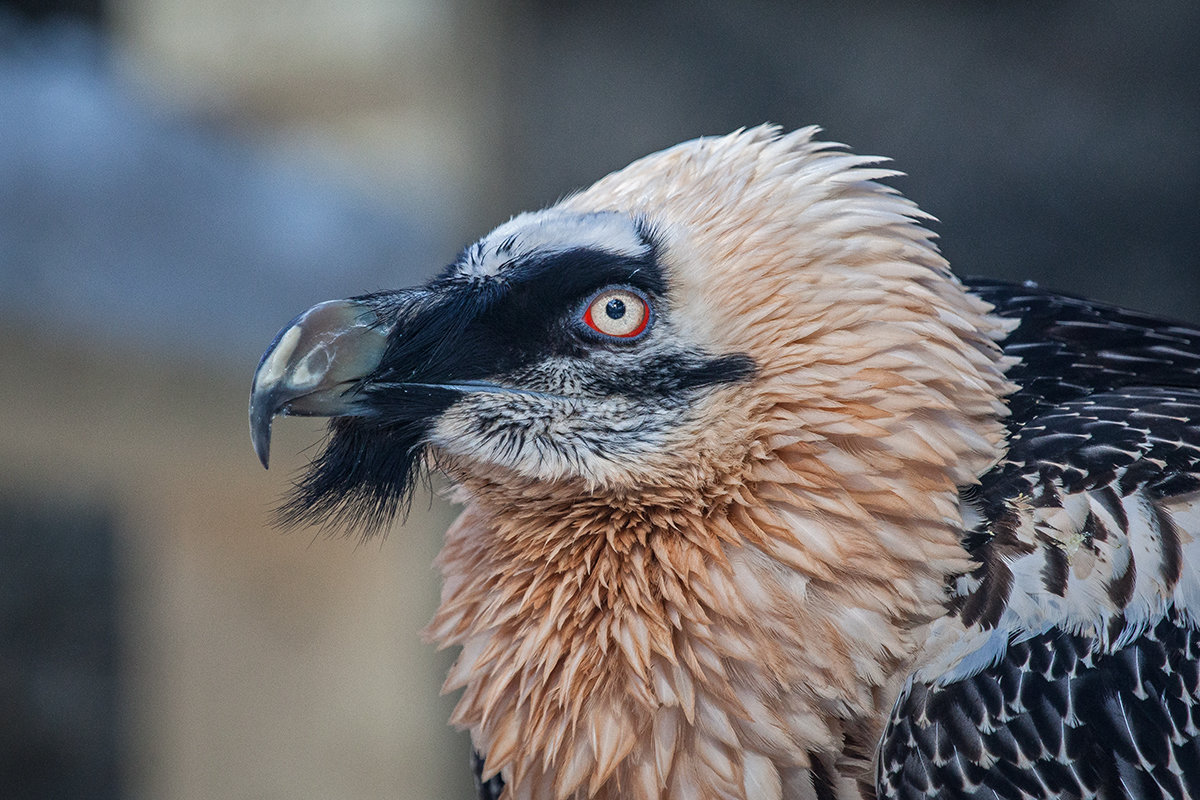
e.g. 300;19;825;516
878;281;1200;800
472;749;505;800
881;612;1200;799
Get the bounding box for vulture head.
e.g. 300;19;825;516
251;126;1013;800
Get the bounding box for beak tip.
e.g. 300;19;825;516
249;393;274;470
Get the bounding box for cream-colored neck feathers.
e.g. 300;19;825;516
426;127;1014;800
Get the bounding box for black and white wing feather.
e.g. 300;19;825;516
472;749;505;800
879;281;1200;800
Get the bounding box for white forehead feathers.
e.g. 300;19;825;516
457;210;650;279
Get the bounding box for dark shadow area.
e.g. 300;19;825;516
0;494;120;800
0;0;103;24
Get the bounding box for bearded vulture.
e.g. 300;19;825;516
249;127;1200;800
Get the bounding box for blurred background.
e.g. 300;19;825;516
1;1;1197;798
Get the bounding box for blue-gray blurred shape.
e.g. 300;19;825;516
0;13;436;365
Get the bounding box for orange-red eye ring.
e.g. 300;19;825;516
580;286;652;340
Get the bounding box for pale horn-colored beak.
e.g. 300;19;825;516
249;299;391;468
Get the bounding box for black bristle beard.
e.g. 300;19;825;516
276;415;429;539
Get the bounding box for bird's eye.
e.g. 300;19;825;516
581;287;651;339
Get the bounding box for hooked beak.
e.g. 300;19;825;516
249;299;391;469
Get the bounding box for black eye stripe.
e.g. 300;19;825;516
296;226;754;532
360;245;665;382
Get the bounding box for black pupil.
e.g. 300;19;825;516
605;298;627;319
